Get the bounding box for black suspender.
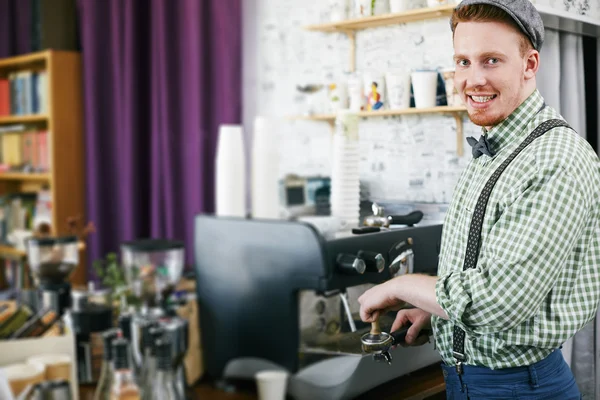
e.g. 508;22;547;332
451;119;571;374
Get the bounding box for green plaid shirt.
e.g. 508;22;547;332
433;89;600;369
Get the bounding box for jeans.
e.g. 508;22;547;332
441;350;581;399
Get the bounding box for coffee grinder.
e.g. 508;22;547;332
120;239;185;312
26;236;79;315
120;239;189;397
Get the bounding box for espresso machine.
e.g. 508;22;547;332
194;215;443;400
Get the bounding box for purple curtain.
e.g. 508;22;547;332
77;0;242;273
0;0;32;58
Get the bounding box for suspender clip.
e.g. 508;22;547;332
453;351;465;375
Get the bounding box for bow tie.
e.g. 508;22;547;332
466;135;495;159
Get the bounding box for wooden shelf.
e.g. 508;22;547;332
0;241;87;259
0;51;49;69
290;106;467;156
304;5;456;32
0;244;26;258
291;105;466;121
0;114;49;125
0;172;51;182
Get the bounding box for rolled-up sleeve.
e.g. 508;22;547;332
436;165;588;336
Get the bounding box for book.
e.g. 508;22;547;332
0;80;9;116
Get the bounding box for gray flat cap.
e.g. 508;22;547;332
454;0;545;51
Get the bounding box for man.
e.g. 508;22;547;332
358;0;600;398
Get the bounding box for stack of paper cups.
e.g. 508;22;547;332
330;110;360;229
215;124;246;217
251;116;280;219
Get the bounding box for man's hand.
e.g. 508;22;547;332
358;280;405;323
391;308;432;346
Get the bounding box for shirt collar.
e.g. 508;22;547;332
482;90;545;155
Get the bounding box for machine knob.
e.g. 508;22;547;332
336;254;366;275
357;250;385;273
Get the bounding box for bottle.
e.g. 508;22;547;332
111;337;141;400
151;339;178;400
94;328;120;400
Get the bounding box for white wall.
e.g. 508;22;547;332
242;0;600;205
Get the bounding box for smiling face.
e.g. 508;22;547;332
453;20;539;129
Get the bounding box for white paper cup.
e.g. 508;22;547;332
389;0;408;12
1;362;45;397
328;82;348;112
347;74;364;111
411;70;439;108
256;370;288;400
427;0;448;6
27;353;72;381
386;71;411;110
329;0;349;21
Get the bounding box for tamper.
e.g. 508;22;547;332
361;319;431;365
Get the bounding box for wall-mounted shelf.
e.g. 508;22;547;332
304;5;456;72
290;105;467;156
305;5;456;33
304;3;600;71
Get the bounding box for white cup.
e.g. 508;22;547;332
329;0;349;21
255;370;288;400
328;82;349;112
411;70;439;108
27;353;72;381
389;0;408;12
427;0;448;7
385;70;411;110
347;74;364;111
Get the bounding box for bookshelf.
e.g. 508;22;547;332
0;50;86;286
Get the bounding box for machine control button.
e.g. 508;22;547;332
357;250;385;273
336;253;366;275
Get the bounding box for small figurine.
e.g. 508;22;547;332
367;82;384;111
